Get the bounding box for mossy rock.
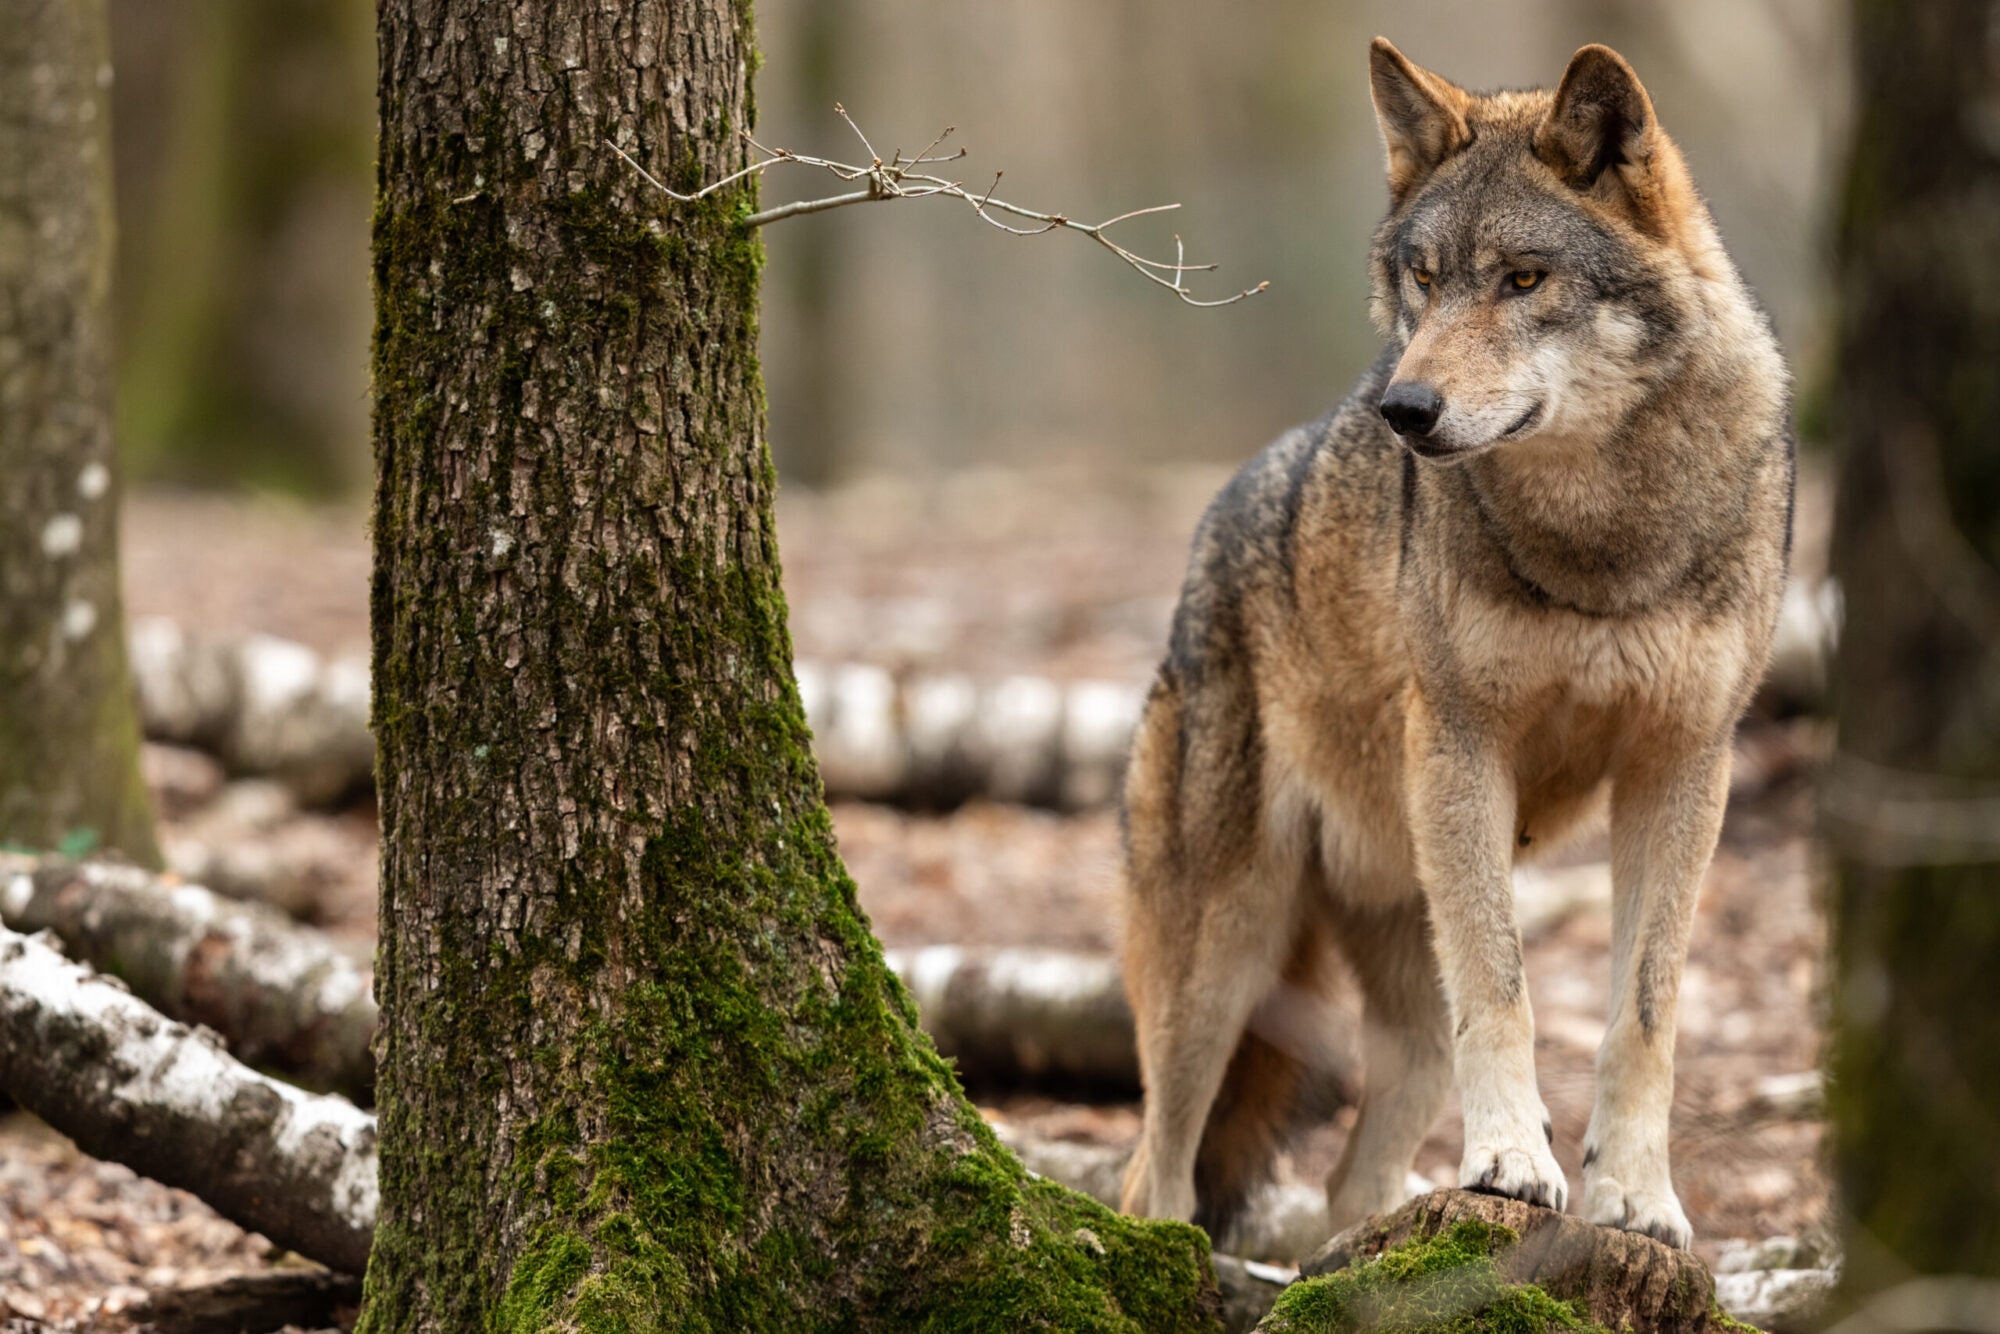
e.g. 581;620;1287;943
1259;1189;1759;1334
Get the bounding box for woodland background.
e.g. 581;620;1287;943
0;0;1917;1330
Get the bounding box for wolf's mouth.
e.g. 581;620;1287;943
1499;402;1544;439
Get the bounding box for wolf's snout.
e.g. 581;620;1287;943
1379;382;1443;437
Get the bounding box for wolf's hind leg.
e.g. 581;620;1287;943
1119;856;1295;1225
1323;894;1452;1232
1584;740;1732;1250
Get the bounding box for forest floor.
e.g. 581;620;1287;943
2;464;1837;1327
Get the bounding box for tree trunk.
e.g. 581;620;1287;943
1825;0;2000;1304
360;5;1218;1329
0;0;159;867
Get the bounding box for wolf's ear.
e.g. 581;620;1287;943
1535;45;1658;193
1369;38;1470;204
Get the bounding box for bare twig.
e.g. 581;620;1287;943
607;107;1269;308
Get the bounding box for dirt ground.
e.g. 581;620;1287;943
2;469;1837;1326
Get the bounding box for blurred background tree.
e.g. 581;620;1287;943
0;0;159;867
101;0;1844;496
1825;0;2000;1311
108;0;373;494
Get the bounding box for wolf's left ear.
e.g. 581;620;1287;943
1535;45;1659;199
1370;38;1471;204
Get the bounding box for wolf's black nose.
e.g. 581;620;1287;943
1379;382;1443;437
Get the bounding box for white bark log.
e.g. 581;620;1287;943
127;588;1830;812
0;925;376;1273
889;945;1144;1091
128;618;373;808
0;854;376;1101
1711;1267;1837;1329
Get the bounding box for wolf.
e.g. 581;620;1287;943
1116;38;1791;1250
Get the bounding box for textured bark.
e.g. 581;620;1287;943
0;0;159;866
361;3;1217;1329
1288;1190;1727;1334
1824;0;2000;1303
0;925;376;1274
0;854;376;1102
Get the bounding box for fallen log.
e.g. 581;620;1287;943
0;925;377;1274
5;861;1227;1111
1276;1188;1732;1334
0;927;1283;1322
0;848;1577;1114
128;1269;362;1334
129;618;374;809
888;945;1144;1092
0;855;376;1103
129;602;1833;812
891;944;1362;1101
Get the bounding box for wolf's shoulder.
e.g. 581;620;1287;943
1164;352;1404;683
1192;348;1401;561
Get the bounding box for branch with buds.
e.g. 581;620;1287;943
608;104;1268;309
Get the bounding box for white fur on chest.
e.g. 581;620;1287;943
1453;593;1750;722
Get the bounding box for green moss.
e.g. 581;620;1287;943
1262;1220;1609;1334
1707;1303;1765;1334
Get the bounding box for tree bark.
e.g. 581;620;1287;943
0;853;376;1102
0;924;377;1274
0;0;159;867
1824;0;2000;1303
361;4;1218;1329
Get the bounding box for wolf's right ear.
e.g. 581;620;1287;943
1369;38;1471;204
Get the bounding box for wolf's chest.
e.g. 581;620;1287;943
1451;596;1749;717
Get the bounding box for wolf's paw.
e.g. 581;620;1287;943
1583;1175;1692;1249
1460;1140;1568;1212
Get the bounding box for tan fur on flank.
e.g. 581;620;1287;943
1117;39;1792;1252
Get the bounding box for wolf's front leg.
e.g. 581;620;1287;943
1585;738;1733;1249
1405;691;1566;1211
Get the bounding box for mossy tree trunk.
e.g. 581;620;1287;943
0;0;159;868
1826;0;2000;1301
359;3;1219;1329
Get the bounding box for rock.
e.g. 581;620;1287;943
1274;1189;1737;1334
1712;1267;1835;1331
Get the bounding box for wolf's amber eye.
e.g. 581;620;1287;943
1411;268;1432;288
1509;270;1544;291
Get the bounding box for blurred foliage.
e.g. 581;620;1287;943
100;1;1841;493
109;0;373;495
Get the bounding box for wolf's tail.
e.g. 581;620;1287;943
1190;925;1349;1242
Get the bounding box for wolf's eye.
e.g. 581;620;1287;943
1508;271;1544;291
1411;268;1432;288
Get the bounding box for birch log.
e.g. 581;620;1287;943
0;854;376;1101
0;925;376;1273
128;604;1834;812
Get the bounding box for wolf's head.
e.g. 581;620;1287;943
1366;39;1731;461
